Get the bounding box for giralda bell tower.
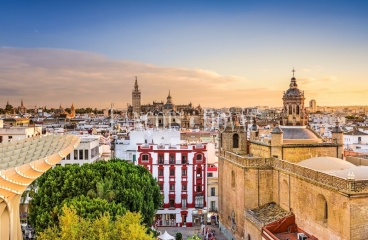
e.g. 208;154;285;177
132;76;141;116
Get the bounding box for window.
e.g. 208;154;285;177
296;105;300;114
84;150;89;160
8;136;13;142
316;194;328;225
182;198;187;208
142;154;149;161
196;184;202;192
158;155;164;164
170;169;175;176
231;170;236;188
182;155;187;164
211;187;215;196
65;154;70;160
196;154;202;161
79;150;83;160
159;183;163;191
182;184;187;191
195;194;204;208
74;150;78;160
169;198;175;208
289;105;292;114
170;184;175;191
91;146;99;159
170;155;175;164
210;201;216;211
358;137;362;142
196;168;202;178
0;136;2;143
158;169;163;176
233;134;239;148
182;169;187;176
207;173;213;177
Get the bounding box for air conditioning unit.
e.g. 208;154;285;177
297;233;307;240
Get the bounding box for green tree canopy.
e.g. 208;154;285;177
29;160;161;233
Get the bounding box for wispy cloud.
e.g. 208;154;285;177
0;47;252;108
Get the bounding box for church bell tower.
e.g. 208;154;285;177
132;77;141;116
281;68;308;126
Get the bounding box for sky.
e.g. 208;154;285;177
1;0;368;109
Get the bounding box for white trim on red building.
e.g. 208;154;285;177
137;140;207;227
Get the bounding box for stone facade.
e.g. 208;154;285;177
219;151;368;240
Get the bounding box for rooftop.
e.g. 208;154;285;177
280;126;320;140
298;157;355;172
246;202;290;225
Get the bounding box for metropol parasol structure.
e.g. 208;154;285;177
0;134;80;240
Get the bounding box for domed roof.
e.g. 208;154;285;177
164;90;175;109
285;87;302;97
298;157;355;171
280;126;319;140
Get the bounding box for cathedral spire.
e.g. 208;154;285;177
134;76;139;91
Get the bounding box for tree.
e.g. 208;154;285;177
37;205;154;240
187;236;201;240
20;181;37;215
175;232;183;240
5;103;13;113
87;178;116;202
29;160;162;233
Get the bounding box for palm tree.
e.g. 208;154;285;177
87;178;115;202
20;181;37;222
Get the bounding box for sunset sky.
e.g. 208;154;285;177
1;1;368;109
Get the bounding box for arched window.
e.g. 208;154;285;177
289;105;292;114
196;154;202;161
296;105;300;114
231;170;236;188
316;194;328;225
233;134;239;148
196;167;202;177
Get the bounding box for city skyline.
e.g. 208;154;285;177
1;1;368;108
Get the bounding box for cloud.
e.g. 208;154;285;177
0;47;254;108
0;47;365;109
299;68;312;72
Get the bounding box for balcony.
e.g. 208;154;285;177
209;207;218;212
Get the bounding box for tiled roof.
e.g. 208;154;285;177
344;128;368;136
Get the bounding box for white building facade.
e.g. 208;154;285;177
0;120;42;143
57;135;100;166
